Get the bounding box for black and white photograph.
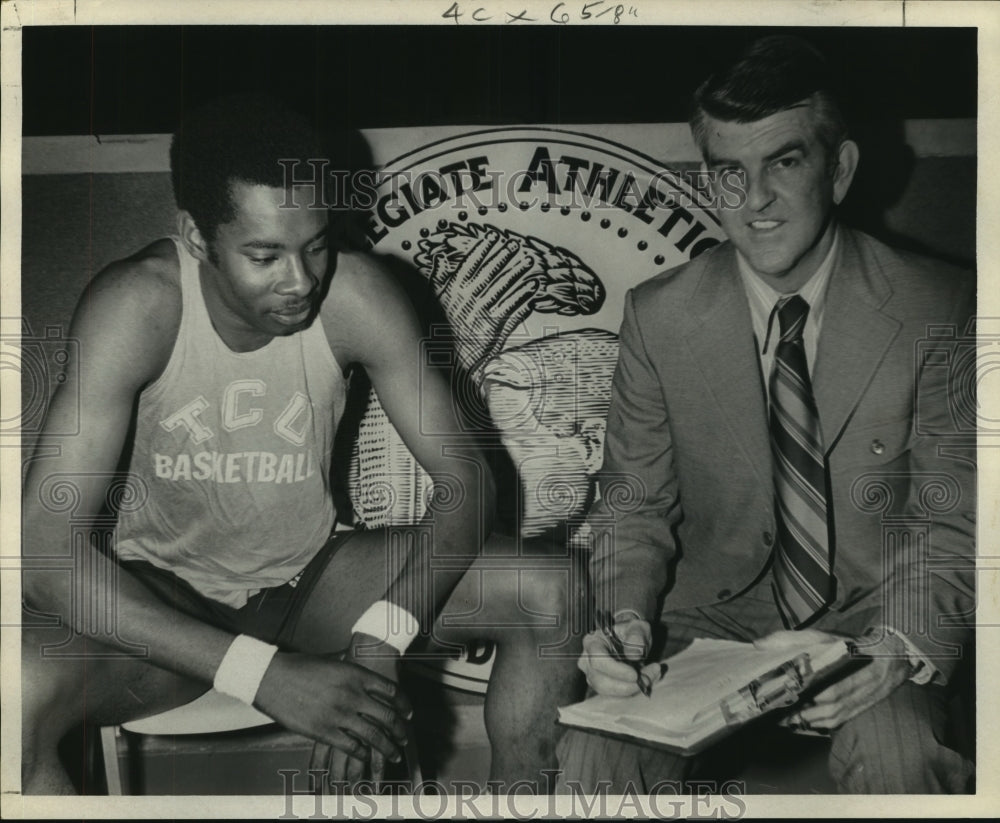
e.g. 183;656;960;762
2;0;997;818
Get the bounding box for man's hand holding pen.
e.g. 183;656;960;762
578;610;666;698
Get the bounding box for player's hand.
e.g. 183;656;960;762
754;628;911;732
577;614;661;697
323;634;407;790
254;646;409;791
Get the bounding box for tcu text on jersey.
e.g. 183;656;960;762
153;380;317;485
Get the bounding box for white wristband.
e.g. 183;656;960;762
213;634;279;706
351;600;420;655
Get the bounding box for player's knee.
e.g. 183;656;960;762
514;561;580;642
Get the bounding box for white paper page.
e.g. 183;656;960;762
559;637;847;740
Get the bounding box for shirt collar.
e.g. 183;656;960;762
737;224;839;333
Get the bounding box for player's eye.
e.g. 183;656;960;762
248;256;277;266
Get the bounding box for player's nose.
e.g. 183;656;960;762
279;253;317;296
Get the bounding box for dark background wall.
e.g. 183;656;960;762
22;26;976;134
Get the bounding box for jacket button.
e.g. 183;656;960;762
717;589;731;600
871;439;885;455
763;531;773;546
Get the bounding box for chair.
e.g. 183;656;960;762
97;636;497;795
100;690;272;794
100;689;423;795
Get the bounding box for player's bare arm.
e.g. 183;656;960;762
323;247;498;638
19;241;237;675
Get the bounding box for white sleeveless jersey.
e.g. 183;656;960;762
115;238;346;607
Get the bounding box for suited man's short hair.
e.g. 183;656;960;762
689;35;849;162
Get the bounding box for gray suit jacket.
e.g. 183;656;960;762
589;226;975;680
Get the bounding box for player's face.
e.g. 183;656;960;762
704;104;850;293
203;181;329;351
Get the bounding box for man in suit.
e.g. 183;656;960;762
557;35;975;794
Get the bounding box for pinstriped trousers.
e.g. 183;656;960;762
556;576;974;794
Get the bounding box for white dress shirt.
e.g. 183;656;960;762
736;226;838;405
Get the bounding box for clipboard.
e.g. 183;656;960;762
557;637;860;755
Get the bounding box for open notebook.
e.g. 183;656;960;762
557;637;857;755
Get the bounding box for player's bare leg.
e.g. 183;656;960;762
289;529;586;792
21;628;207;794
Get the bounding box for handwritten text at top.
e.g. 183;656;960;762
442;2;640;25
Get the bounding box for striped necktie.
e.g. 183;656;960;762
769;295;833;627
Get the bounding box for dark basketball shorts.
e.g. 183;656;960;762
119;529;358;649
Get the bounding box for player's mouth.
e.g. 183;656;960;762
271;302;312;325
748;219;784;232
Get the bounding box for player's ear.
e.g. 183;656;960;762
177;210;212;263
831;139;860;205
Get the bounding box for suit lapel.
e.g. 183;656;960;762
812;228;901;452
683;246;772;485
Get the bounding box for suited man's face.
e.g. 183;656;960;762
703;102;857;292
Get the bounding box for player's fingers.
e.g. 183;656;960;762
326;745;352;794
346;752;367;790
326;726;376;763
344;710;403;763
309;741;333;794
370;749;386;788
361;674;412;722
363;693;410;744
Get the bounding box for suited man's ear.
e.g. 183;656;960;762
177;210;213;264
831;140;860;206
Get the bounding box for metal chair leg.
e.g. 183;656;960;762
99;726;124;795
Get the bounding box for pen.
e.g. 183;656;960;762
595;610;654;697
